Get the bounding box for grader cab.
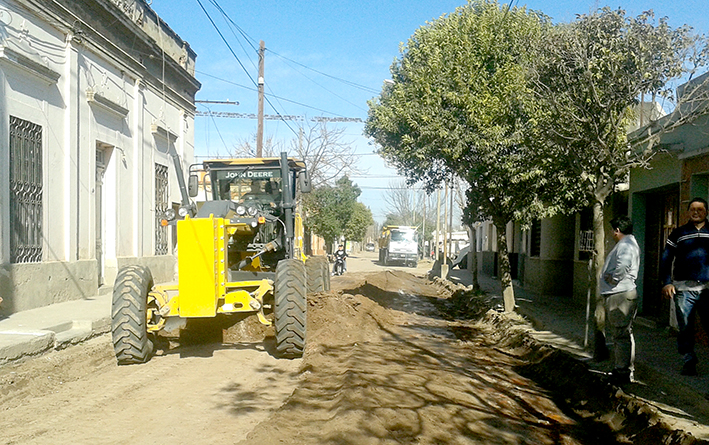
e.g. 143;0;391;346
111;152;329;364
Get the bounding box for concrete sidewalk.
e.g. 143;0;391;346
0;290;112;365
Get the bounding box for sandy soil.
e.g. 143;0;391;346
0;252;705;444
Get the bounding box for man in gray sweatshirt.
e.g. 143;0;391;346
600;215;641;385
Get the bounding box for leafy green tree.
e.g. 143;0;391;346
344;202;374;244
305;187;340;249
305;176;362;251
531;7;708;346
366;0;555;311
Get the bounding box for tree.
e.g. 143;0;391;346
344;202;374;245
289;121;363;188
382;180;438;226
232;134;283;158
232;121;362;189
287;121;365;254
366;0;556;311
531;7;708;348
306;176;363;251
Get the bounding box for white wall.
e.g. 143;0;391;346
0;0;196;314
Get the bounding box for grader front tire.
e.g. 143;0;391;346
111;265;155;365
274;259;307;358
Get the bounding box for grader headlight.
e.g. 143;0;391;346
236;205;247;216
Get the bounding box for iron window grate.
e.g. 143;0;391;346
9;116;43;263
155;163;169;255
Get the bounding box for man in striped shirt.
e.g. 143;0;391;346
661;197;709;377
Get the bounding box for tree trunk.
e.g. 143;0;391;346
304;226;313;256
467;225;480;292
591;199;608;358
495;221;515;312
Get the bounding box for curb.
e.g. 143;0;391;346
0;316;111;365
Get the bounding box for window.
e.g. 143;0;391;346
9;116;43;263
155;163;169;255
578;207;593;261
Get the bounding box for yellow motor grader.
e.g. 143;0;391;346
111;152;329;364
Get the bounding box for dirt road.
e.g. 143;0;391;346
0;251;692;444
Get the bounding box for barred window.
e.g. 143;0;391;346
155;163;169;255
10;116;43;263
578;230;594;252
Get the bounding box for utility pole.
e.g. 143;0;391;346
421;192;426;259
435;188;441;260
257;40;265;157
443;182;449;262
449;180;454;257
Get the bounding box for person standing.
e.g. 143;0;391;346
661;197;709;376
600;215;641;385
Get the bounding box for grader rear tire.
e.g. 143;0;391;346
305;256;326;294
274;259;307;358
111;265;155;365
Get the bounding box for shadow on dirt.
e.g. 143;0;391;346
154;314;280;359
333;274;707;445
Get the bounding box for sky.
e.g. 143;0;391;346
149;0;709;224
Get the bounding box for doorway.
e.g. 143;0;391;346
95;144;109;286
642;186;679;322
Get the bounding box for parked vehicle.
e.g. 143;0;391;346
378;226;418;267
365;242;376;252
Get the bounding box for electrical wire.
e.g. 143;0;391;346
194;0;257;88
195;0;300;137
269;51;369;112
205;2;378;97
196;0;377;127
206;0;295;118
195;70;363;118
201;105;230;153
269;50;380;95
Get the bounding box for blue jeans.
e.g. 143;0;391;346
675;289;709;363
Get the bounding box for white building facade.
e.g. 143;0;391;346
0;0;199;315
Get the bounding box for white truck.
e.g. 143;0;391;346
378;226;419;267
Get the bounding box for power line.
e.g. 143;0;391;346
196;110;363;123
268;51;371;112
194;0;379;124
194;0;256;88
269;50;380;95
195;0;299;138
194;71;365;119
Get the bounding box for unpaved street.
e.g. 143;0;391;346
0;251;675;444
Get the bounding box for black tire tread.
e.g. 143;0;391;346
274;259;307;358
111;265;154;365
